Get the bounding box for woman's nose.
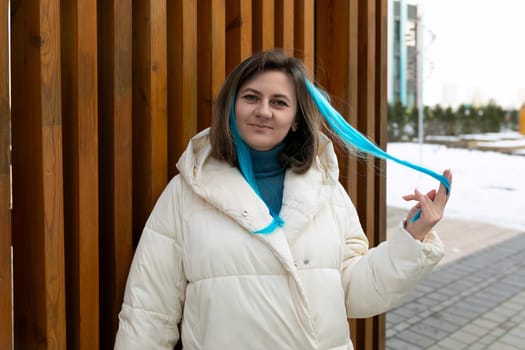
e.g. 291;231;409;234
255;101;272;119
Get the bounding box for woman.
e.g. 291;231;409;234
114;49;452;349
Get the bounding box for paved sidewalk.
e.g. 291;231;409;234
386;207;525;349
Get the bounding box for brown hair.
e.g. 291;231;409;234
210;49;323;174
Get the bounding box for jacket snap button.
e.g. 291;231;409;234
242;210;249;217
304;259;309;265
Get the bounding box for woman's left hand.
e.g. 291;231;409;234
402;169;453;241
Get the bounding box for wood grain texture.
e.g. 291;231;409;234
294;0;314;76
315;0;356;198
252;0;274;51
98;0;134;347
0;0;12;348
225;0;252;73
197;0;226;130
60;0;99;348
132;0;168;244
275;0;294;52
11;0;67;348
374;1;388;346
167;0;198;178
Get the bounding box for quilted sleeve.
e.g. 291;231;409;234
114;177;187;349
336;185;444;318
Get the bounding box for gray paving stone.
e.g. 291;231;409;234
426;292;452;304
510;314;525;324
501;275;525;288
435;337;469;350
416;296;443;307
468;293;502;306
489;327;506;337
437;285;465;297
477;333;498;345
483;311;509;323
411;322;449;341
486;343;520;350
498;320;519;331
394;322;411;333
462;323;490;337
471;317;499;330
457;298;494;314
391;306;420;319
507;323;525;336
386;312;405;324
421;315;459;333
428;310;471;327
386;338;422;350
426;346;448;350
447;304;484;320
499;333;525;348
450;330;479;345
395;329;436;348
386;328;397;338
492;307;518;319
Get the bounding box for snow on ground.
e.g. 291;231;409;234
386;142;525;231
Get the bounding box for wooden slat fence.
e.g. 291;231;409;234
1;0;387;349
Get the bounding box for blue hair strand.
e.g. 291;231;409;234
304;79;450;223
229;93;285;234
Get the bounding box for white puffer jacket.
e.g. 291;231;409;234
114;128;444;349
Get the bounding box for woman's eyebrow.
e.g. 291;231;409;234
239;87;261;95
239;87;293;102
272;93;292;102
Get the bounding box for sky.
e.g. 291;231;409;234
386;139;525;231
406;0;525;109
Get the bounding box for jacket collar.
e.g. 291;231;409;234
176;127;340;260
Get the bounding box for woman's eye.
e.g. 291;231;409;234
273;100;288;107
242;94;257;101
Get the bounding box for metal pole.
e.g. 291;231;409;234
417;5;424;146
400;0;407;106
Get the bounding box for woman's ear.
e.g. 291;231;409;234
291;120;298;132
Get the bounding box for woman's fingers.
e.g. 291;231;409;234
401;169;453;240
402;189;436;202
434;169;453;207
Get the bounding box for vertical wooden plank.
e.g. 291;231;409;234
315;0;357;198
197;0;226;130
11;0;67;348
275;0;294;52
133;0;168;243
351;1;376;348
294;0;314;76
98;0;133;347
348;0;359;203
0;1;12;348
354;0;384;349
374;1;388;347
60;0;99;348
315;0;360;346
252;0;274;52
225;0;252;73
356;0;377;243
167;0;198;178
374;0;388;243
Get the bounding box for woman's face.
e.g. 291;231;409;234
235;70;297;151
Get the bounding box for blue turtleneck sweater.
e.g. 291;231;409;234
248;143;286;216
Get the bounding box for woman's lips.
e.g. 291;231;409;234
249;123;273;130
